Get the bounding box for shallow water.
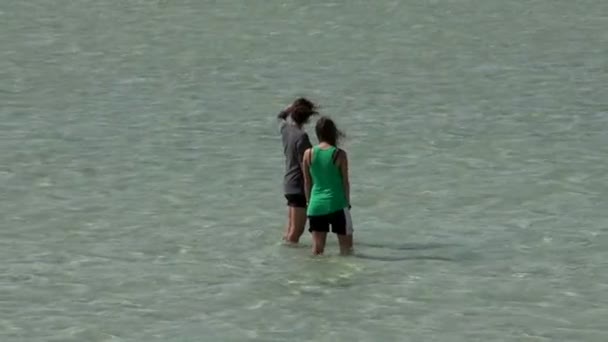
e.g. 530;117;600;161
1;0;607;341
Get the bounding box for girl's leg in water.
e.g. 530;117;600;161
283;208;290;241
333;208;353;255
312;231;327;255
284;194;307;243
338;234;353;255
287;207;307;243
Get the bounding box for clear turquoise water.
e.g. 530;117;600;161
1;1;607;341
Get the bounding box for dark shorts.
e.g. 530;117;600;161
285;194;307;208
308;208;354;235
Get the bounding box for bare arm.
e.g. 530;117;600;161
277;103;294;120
277;110;289;120
338;150;350;207
302;148;313;204
277;106;293;133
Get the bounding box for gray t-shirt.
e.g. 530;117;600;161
280;120;312;195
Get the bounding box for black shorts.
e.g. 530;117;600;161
285;194;307;208
308;208;354;235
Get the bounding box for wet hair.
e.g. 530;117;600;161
315;116;345;146
290;97;319;125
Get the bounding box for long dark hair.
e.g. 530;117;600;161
315;116;345;146
290;97;318;125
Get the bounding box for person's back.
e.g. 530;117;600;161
281;122;310;195
302;116;353;255
276;98;317;244
308;145;348;216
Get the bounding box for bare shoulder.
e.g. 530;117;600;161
337;148;348;160
303;147;312;163
334;148;348;167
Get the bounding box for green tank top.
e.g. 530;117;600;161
307;145;348;216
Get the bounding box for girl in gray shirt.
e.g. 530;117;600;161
278;98;318;244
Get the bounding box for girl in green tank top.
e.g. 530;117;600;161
302;116;353;255
306;145;348;216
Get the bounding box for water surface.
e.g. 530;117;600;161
1;0;607;341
